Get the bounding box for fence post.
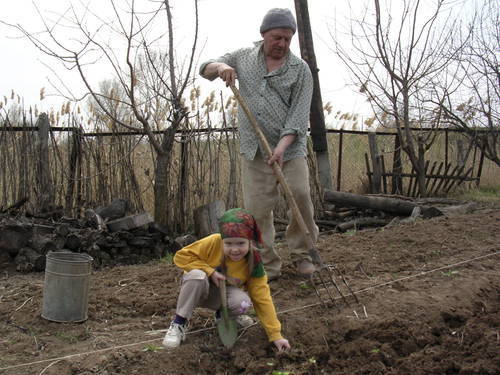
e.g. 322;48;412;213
36;113;55;212
368;132;381;193
65;127;82;216
336;130;343;191
444;128;449;166
17;116;29;202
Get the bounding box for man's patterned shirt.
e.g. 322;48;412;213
200;41;313;161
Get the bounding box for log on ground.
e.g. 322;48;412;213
324;189;443;218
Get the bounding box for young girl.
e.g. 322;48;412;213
163;208;291;351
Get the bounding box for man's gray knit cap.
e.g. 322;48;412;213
260;8;297;34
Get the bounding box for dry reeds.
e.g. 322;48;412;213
1;96;497;232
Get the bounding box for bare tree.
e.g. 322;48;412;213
333;0;467;196
438;0;499;166
6;0;198;227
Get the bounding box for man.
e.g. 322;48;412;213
200;8;319;279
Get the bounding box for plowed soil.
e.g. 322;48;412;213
1;207;499;375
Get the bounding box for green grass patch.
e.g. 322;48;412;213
441;270;459;277
56;332;78;344
453;185;500;204
159;252;174;264
298;281;312;290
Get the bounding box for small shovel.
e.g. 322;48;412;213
216;279;238;349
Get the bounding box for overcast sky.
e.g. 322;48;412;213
0;0;477;127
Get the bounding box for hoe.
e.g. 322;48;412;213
230;85;360;310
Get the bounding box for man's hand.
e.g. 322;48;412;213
217;63;237;87
210;270;225;287
273;338;291;352
267;147;285;167
267;134;296;167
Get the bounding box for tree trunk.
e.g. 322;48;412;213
417;138;427;197
294;0;333;190
392;133;403;194
153;127;177;229
368;133;382;193
154;150;170;230
178;132;189;231
94;135;108;204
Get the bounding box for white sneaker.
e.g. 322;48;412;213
235;314;255;328
162;322;187;348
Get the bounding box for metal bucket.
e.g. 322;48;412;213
41;252;93;322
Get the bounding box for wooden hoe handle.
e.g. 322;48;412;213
230;85;317;255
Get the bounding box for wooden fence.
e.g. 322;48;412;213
1;116;498;232
327;128;495;196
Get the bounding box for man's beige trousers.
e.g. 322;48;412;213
241;154;319;279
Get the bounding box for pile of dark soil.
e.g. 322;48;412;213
0;207;498;374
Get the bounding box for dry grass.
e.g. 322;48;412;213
1;114;498;233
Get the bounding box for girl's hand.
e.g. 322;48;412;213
210;270;225;287
273;338;291;352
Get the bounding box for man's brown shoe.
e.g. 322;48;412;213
296;259;316;276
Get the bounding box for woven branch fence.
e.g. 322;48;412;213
1;115;498;233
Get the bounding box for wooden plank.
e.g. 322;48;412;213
364;152;373;193
441;165;461;193
425;161;438;191
446;166;473;193
445;129;449;166
428;162;444;195
380;153;388;194
433;163;454;195
337;131;343;191
406;166;415;196
443;165;465;193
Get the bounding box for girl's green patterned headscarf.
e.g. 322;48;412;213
218;208;263;246
218;208;265;278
